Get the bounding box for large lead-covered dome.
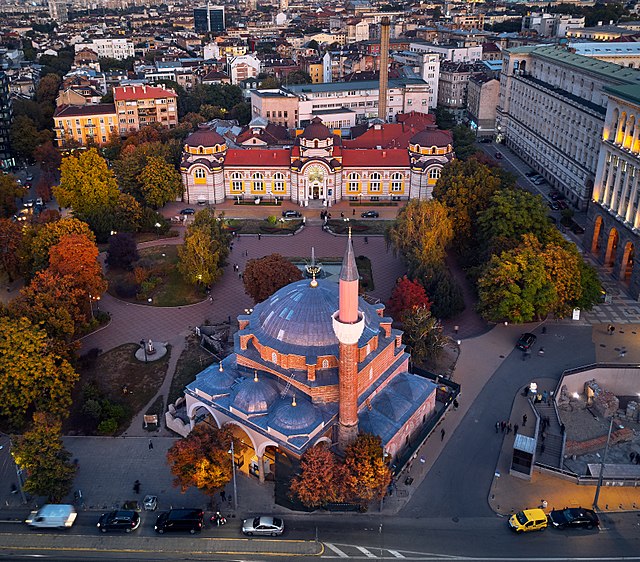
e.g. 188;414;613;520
245;279;380;354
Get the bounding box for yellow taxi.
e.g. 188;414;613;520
508;508;548;533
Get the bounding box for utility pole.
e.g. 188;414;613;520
593;416;614;510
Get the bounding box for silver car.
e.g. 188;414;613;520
242;516;284;536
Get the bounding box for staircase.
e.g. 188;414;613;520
534;403;565;468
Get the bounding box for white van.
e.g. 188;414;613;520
25;504;77;529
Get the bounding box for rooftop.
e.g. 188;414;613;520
285;77;427;95
604;84;640;106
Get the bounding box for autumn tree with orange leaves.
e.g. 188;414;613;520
289;443;344;508
167;423;245;499
343;434;392;507
387;275;431;322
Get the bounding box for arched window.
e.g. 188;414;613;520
314;140;319;148
194;168;206;179
322;359;329;369
231;172;243;192
252;172;265;192
347;172;360;192
198;146;204;154
271;351;277;363
391;172;404;192
369;172;381;192
428;167;441;182
272;172;285;192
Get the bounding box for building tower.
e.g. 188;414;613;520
332;230;365;451
378;17;390;121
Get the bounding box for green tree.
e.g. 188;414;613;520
420;267;465;320
0;316;78;425
289;443;344;508
434;107;455;130
54;148;120;219
13;412;77;502
0;174;22;218
285;70;312;85
575;259;603;312
477;234;557;323
401;305;447;364
113;141;173;201
139;156;183;209
259;76;280;89
178;227;224;286
452;124;478;161
167;423;244;498
10;116;45;161
386;199;453;273
243;253;303;303
343;434;392;507
542;241;582;318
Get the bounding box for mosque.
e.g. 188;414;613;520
179;233;438;486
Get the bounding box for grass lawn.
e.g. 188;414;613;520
66;343;171;435
327;219;392;236
168;334;215;406
106;245;206;307
226;218;301;235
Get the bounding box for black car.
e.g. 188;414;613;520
548;201;560;211
516;333;537;351
525;171;537;177
154;508;204;534
548;507;599;530
570;221;585;235
479;138;492;144
282;210;302;218
361;210;379;218
179;208;196;215
96;510;140;533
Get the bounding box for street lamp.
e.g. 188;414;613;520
379;451;390;512
1;434;26;504
139;339;148;363
593;416;614;509
154;222;161;239
228;440;238;511
88;294;95;320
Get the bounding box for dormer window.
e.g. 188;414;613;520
199;147;204;154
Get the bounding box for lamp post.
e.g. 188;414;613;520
89;294;95;320
228;440;238;511
593;416;614;509
154;222;161;239
379;451;389;512
139;339;148;363
0;434;26;504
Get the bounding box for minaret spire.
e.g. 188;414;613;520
338;229;359;324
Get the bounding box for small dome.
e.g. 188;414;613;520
269;396;321;433
409;127;453;148
300;117;332;141
195;362;236;394
231;376;279;414
185;124;226;148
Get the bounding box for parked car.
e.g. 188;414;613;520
570;221;585;235
179;208;196;215
494;152;503;159
558;200;568;210
515;332;537;351
96;510;140;533
525;171;537;177
154;508;204;534
548;201;560;211
282;210;302;218
26;174;33;181
361;210;379;218
548;507;599;530
35;197;43;207
509;508;548;533
533;177;546;185
242;516;285;536
143;495;158;511
24;199;34;208
479;138;492;143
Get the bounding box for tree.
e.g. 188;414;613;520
575;259;603;312
541;242;582;318
33;141;62;177
0;174;22;218
35;174;54;203
434;107;455;130
477;234;557;323
13;412;77;501
113;141;173;201
421;267;465;320
387;276;431;321
167;423;244;498
0;316;78;425
401;305;447;364
54;148;120;219
106;232;139;270
289;443;344;508
259;76;280;89
243;253;303;303
285;70;312;85
452;124;478;161
0;218;25;281
343;434;392;506
178;227;225;286
139;156;183;209
28;217;95;273
386;199;453;274
10;116;48;161
35;73;61;107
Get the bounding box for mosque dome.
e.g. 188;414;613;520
231;375;279;414
269;396;321;433
195;362;236;394
300;116;332;141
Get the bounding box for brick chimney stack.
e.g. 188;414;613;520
378;17;390;121
332;230;365;451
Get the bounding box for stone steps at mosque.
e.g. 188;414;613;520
534;403;564;469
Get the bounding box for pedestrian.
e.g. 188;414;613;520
364;236;368;244
148;439;153;450
220;490;226;502
560;423;565;434
340;212;344;218
133;480;141;494
258;233;261;240
507;422;512;434
440;428;445;441
522;414;527;426
352;208;356;216
514;424;519;435
453;399;459;409
495;421;500;433
541;499;548;509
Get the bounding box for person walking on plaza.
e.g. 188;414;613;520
522;414;527;427
148;439;153;450
133;480;141;494
514;423;519;435
495;421;500;433
440;428;446;441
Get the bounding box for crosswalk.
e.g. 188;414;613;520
322;542;459;560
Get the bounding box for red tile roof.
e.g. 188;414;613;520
54;103;116;118
113;85;177;101
225;149;290;166
344;123;425;149
342;149;409;167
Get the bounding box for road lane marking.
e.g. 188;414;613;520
356;546;376;558
388;550;405;558
325;543;348;558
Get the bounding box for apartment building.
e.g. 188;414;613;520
466;74;499;138
521;12;585;37
113;85;178;134
569;42;640;69
0;72;13;170
53;104;118;147
497;46;640;210
74;39;135;60
587;85;640;298
410;42;482;63
392;51;440;108
227;54;260;85
194;4;225;33
437;61;486;121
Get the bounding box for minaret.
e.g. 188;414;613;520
332;230;365;451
